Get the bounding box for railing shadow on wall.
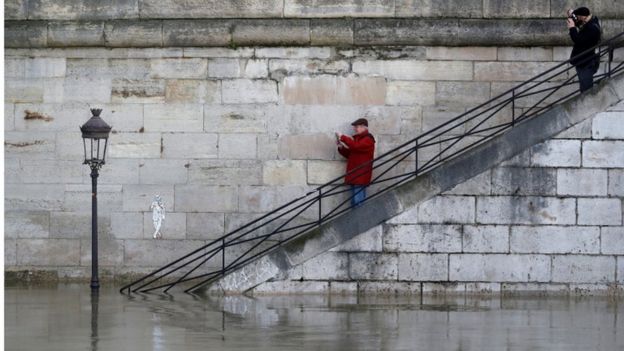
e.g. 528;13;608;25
120;31;624;295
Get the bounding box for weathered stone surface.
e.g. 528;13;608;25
208;59;268;79
103;20;162;47
5;211;50;239
107;104;144;132
175;185;238;212
282;76;386;105
110;212;143;239
269;59;349;79
163;20;231;47
110;133;161;159
307;160;345;185
552;255;615;283
463;225;509;253
608;170;624;196
331;225;383;252
186;213;225;240
232;20;310;46
301;252;349;280
389;196;475;224
443;170;491;195
238;186;309;213
349;253;398;280
497;47;553;61
122;184;174;212
511;226;600;254
554;119;592;139
483;0;549;18
63;77;112;103
386;81;435;106
263;160;307;186
354;19;460;46
556;168;608;196
123;239;205;267
592;112;624;139
20;159;84;184
143;212;186;239
48;21;105;47
27;0;139;20
183;47;253;58
5;102;15;132
5;0;28;20
476;196;576;225
285;0;394;17
144;104;203;132
6;184;64;211
582;141;624;168
577;198;622;226
310;19;353;45
426;47;496;61
139;0;282;18
601;227;624;255
491;167;556;196
139;159;188;184
188;160;262;185
5;79;44;103
90;159;140;185
531;140;581;167
222;79;278;104
474;62;557;82
396;0;482;17
358;281;420;295
16;239;80;266
112;79;165;103
62;184;123;213
218;134;257;159
5;21;47;48
150;58;208;79
255;47;332;59
80;238;124;266
162;133;218;159
66;58;151;78
278;133;336;160
203;105;270;134
398;253;448;281
353;60;473;81
384;224;462;253
251;281;329;295
435;81;490;106
450;254;550;282
5;239;17;266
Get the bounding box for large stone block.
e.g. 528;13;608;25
311;19;354;45
435;81;490;107
449;254;550;282
476;196;576;225
62;184;123;213
21;58;66;78
186;213;225;240
284;0;394;17
66;58;151;78
390;195;475;224
123;239;205;267
600;227;624;255
577;198;622;226
112;79;165;103
188;160;262;185
163;20;231;47
582;141;624;168
269;59;349;79
278;133;336;160
357;281;421;295
5;239;17;266
90;158;140;185
592;112;624;139
161;133;218;159
110;212;143;239
122;184;174;212
237;186;309;213
497;47;553;61
13;102;89;132
5;0;28;20
530;140;581;167
353;60;473;81
282;76;386;105
483;0;549;18
139;159;189;184
144;104;203;132
443;170;491;196
5;131;56;158
551;255;615;283
5;102;15;131
491;167;557;196
331;225;383;252
263;160;307;186
463;225;509;253
354;19;460;46
5;78;43;103
105;103;144;132
307;160;345;185
16;239;80;266
608;170;624;196
425;47;497;61
474;62;558;82
556;168;608;196
349;253;398;280
204;105;270;134
218;134;257;159
103;20;163;47
222;79;278;104
301;252;349;280
48;21;106;47
396;0;482;17
175;185;238;212
6;184;64;211
384;224;461;253
208;58;268;79
110;133;161;159
397;253;448;281
386;81;436;106
232;19;310;46
80;238;124;266
63;77;112;103
510;226;600;254
251;281;329;295
139;0;282;18
255;47;332;59
27;0;139;20
150;58;208;79
5;21;47;48
5;211;50;239
20;159;84;184
143;212;186;239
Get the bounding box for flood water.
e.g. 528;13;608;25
5;284;624;351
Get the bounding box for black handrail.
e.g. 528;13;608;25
120;31;624;295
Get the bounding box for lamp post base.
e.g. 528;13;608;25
90;280;100;289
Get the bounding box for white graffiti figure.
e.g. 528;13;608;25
150;195;165;239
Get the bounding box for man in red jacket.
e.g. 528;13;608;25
336;118;376;207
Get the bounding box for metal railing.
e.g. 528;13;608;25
121;31;624;295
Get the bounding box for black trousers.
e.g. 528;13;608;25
576;62;599;92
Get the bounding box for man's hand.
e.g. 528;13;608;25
567;9;574;17
567;18;576;29
335;131;343;139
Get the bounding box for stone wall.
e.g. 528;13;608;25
253;100;624;295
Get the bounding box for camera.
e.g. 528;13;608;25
569;13;577;21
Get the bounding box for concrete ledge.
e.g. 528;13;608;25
7;19;624;48
202;73;624;295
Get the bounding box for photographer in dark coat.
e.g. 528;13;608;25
567;7;601;92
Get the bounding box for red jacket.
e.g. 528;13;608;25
338;131;375;185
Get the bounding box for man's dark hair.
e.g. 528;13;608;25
573;7;591;16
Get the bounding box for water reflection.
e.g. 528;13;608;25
5;284;623;351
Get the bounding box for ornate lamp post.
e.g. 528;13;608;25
80;108;112;289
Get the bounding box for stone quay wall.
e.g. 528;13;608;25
4;0;624;288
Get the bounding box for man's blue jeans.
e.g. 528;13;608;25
350;185;367;208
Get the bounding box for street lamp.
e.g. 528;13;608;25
80;108;112;289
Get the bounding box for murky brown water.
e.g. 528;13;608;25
5;284;623;351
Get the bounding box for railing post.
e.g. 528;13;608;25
511;89;516;127
221;238;225;276
317;189;322;226
608;45;614;78
414;139;419;176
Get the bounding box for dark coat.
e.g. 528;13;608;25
338;130;375;185
569;16;601;67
